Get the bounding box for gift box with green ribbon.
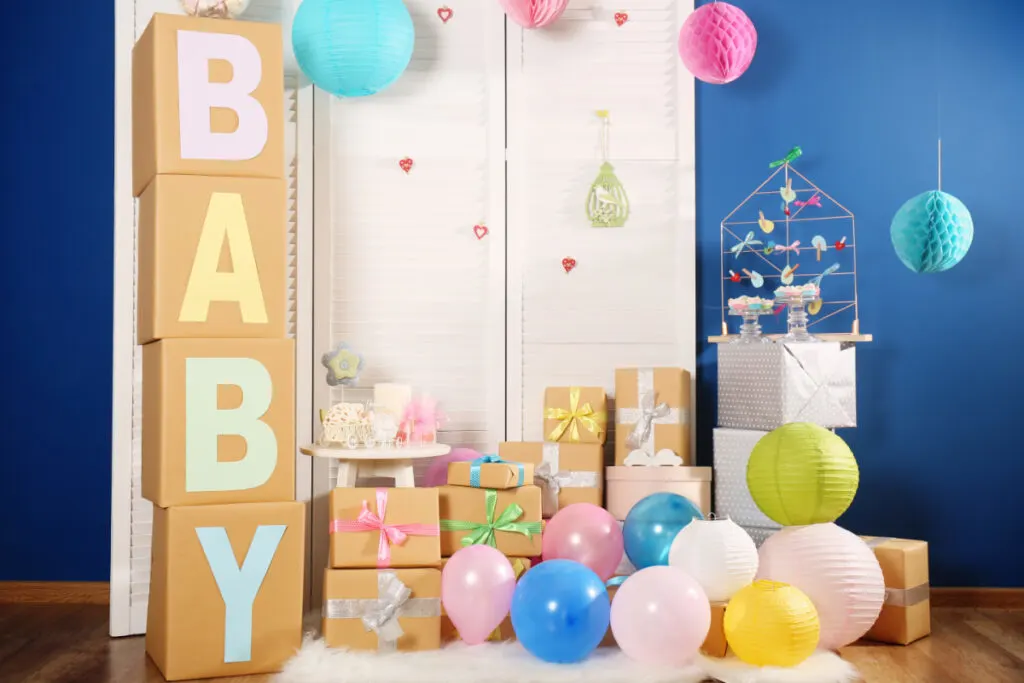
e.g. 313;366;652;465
438;487;543;557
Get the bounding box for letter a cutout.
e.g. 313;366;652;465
185;357;277;492
196;525;286;663
179;192;268;324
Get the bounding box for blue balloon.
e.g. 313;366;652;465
622;492;703;570
510;560;610;664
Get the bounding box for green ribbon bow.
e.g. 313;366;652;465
439;489;542;548
769;146;803;169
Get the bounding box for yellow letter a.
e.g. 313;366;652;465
179;192;268;324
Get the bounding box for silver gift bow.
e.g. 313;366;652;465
323;571;441;652
616;369;686;453
534;443;601;518
863;538;930;608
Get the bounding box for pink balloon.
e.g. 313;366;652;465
441;545;516;645
421;447;480;487
610;566;711;667
542;503;624;582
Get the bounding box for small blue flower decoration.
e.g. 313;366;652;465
321;342;364;387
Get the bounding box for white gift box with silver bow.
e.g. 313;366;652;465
712;428;781;532
717;342;856;430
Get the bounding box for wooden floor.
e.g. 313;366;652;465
0;605;1022;683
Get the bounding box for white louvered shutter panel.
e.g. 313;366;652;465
506;1;696;447
119;0;302;636
324;0;506;489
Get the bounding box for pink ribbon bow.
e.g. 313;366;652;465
330;489;439;568
775;240;801;254
794;193;822;208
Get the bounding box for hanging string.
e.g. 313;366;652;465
937;139;942;192
599;112;610;162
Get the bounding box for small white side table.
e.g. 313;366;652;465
300;443;451;488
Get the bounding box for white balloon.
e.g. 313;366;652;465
668;517;758;602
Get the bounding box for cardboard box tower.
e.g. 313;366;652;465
132;14;303;681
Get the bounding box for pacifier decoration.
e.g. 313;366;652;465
729;270;741;283
779;177;796;215
586;110;630;227
780;264;799;285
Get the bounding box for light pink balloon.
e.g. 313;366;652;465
441;545;516;645
542;503;624;582
421;447;480;487
610;566;711;667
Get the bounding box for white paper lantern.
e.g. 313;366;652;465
756;523;884;650
669;517;758;602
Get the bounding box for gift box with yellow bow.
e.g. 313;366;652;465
438;486;543;557
543;386;607;445
440;558;531;643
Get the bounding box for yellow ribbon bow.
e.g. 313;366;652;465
544;387;606;442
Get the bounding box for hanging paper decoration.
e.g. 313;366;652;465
746;422;859;526
724;580;820;667
678;2;757;85
891;190;974;273
399;157;414;173
668;518;758;602
614;12;629;27
757;524;885;650
437;5;453;23
473;224;489;240
561;257;577;273
292;0;415;98
586;111;630;228
181;0;250;17
498;0;569;29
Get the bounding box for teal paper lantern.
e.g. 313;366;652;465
292;0;415;98
890;190;974;273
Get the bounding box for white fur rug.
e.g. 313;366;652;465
276;639;859;683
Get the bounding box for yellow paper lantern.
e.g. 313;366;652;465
724;580;820;667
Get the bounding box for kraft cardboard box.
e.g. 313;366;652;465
142;338;295;508
329;487;441;569
137;174;287;344
860;537;931;645
438;486;543;557
614;367;691;465
146;501;305;681
132;13;285;197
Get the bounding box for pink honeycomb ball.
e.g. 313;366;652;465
678;2;757;85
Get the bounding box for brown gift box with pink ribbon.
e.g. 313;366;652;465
329;487;441;569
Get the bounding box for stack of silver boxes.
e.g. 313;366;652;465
714;341;857;545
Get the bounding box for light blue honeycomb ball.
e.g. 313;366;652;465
890;190;974;274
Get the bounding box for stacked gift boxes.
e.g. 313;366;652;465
438;456;543;643
134;14;304;681
713;342;857;545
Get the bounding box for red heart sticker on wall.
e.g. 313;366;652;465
437;6;453;23
473;224;489;240
614;12;628;26
562;257;577;273
399;157;414;173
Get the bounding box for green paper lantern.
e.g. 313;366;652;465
746;422;859;526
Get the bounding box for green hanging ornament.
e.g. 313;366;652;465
586;110;629;228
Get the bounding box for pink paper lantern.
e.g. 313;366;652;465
756;523;885;650
678;2;757;85
498;0;570;29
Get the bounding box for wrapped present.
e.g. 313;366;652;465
322;568;441;651
860;537;931;645
718;342;856;431
439;486;543;557
440;558;531;643
499;442;602;517
614;367;691;465
329;488;440;569
712;428;781;531
447;455;534;490
701;602;729;658
543;386;607;444
606;465;711;520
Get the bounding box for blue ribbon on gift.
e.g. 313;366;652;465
469;455;525;488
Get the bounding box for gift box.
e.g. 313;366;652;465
439;486;543;557
701;602;729;658
440;558;531;643
712;428;781;531
614;368;691;465
543;386;607;444
329;487;440;569
599;583;621;648
322;568;441;651
499;442;602;517
447;455;534;490
606;466;711;520
717;342;856;431
860;537;931;645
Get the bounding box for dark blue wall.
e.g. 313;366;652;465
3;1;1022;586
696;0;1024;587
0;5;114;581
